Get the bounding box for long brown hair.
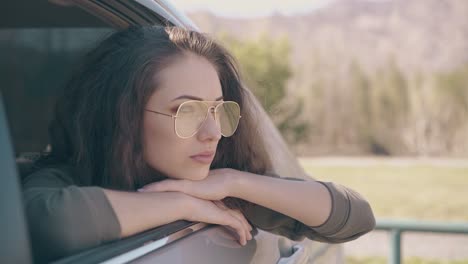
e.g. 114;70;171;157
37;26;271;210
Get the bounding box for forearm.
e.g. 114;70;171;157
103;190;188;237
229;172;332;227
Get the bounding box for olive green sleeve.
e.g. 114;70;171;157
22;166;121;263
243;175;375;243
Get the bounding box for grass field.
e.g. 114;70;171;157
299;157;468;221
299;157;468;264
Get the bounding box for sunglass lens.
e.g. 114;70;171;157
217;101;240;137
175;101;207;138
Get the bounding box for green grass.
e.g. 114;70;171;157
347;256;468;264
299;158;468;221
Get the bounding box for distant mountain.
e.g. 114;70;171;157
188;0;468;156
188;0;468;75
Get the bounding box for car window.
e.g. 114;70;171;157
1;27;114;156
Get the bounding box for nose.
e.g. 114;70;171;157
196;108;222;141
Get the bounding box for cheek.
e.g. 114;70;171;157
141;115;211;180
143;116;181;169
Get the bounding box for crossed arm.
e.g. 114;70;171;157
23;166;375;262
139;169;332;226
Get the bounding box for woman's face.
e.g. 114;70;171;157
143;53;223;181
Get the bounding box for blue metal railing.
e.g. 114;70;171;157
375;218;468;264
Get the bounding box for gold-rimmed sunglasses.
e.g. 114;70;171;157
145;100;242;139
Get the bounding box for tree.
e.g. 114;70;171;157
218;33;309;144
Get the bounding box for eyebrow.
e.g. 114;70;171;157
171;95;224;101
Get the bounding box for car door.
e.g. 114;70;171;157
1;1;343;263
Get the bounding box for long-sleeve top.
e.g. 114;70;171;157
22;164;375;263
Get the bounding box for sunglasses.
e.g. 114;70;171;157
146;100;242;139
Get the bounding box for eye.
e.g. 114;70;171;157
170;106;179;113
179;105;195;113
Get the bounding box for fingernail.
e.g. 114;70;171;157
137;188;145;192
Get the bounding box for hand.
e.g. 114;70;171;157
138;168;239;201
182;196;253;246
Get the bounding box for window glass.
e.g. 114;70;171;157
0;28;114;154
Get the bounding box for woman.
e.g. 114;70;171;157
23;26;375;263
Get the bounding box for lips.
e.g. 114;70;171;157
190;151;215;164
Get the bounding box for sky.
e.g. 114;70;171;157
168;0;335;18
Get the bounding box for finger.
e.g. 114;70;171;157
213;201;252;240
233;209;253;232
223;225;245;246
229;209;252;241
222;213;247;246
202;201;246;246
213;200;228;210
221;206;251;242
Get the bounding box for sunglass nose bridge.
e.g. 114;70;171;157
208;106;216;113
207;105;218;120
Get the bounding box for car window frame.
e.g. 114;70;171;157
52;222;208;264
0;93;33;264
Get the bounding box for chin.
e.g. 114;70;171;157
167;165;210;181
190;168;209;181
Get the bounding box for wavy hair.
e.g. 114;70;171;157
36;26;271;211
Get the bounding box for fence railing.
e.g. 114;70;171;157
375;218;468;264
